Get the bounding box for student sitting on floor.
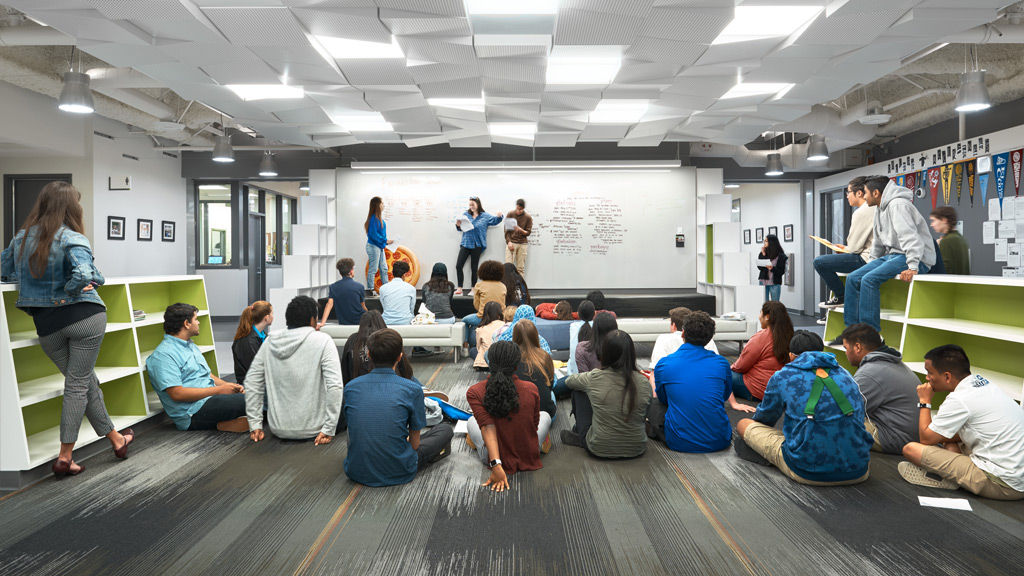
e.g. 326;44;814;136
585;290;616;318
493;304;550;353
231;300;272;386
466;341;545;491
503;262;531;307
736;331;873;486
471;301;505;370
343;329;454;487
379;261;415;326
649;306;718;369
341;311;385;384
512;319;556;442
731;301;793;401
318;257;367;329
244;296;342;443
461;260;506;347
576;311;617;374
561;330;652;459
898;345;1024;500
147;303;248;433
841;323;919;454
647;311;756;454
553;300;596;398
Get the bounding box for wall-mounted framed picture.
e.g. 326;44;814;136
783;224;794;242
137;219;153;241
162;220;175;242
768;226;778;237
743;229;751;244
108;216;125;240
755;227;764;243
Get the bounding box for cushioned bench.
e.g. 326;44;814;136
321;322;465;364
534;317;758;351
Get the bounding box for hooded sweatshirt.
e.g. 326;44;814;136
244;326;343;439
853;346;920;454
870;180;936;271
753;351;873;483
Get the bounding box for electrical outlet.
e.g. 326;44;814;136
108;176;131;190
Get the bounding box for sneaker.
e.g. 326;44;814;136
560;429;583;447
423;389;450;403
733;434;771;467
465;435;477;451
898;462;960;490
454;287;463;296
827;336;844;347
816;317;828;325
541;434;551;454
819;295;843;309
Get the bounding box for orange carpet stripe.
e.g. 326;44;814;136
293;484;361;576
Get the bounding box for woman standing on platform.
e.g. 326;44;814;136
0;182;134;480
758;234;788;302
731;301;793;401
454;196;503;296
365;197;393;295
231;301;273;386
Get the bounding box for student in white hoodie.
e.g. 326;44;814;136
245;295;343;444
837;175;935;340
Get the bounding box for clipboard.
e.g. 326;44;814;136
808;235;852;253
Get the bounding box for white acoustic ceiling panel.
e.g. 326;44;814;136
402;134;449;147
248;45;335;67
653;92;716;111
561;0;654;17
578;124;630;141
478;59;546;83
664;75;735;98
624;36;709;65
291;7;392;43
90;0;196;20
485;105;540;123
617;133;666;147
201;61;284;85
407;62;479;84
203;100;281;123
538;115;588;131
377;0;466;18
797;11;903;46
201;7;312;47
399;36;477;64
82;43;175;68
554;8;645;45
270;63;347;84
533;132;578;147
160;42;263;67
638;6;733;43
134;20;225;44
475;44;550;59
380;13;472;37
614;60;683;84
743;57;829;84
273;106;334;125
314;135;363;147
21;11;148;44
694;37;787;67
134;61;219;86
365;89;428;111
448;134;492;148
482;78;546;96
418;77;483;98
336;60;416;86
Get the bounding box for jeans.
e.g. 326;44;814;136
731;371;754;400
466;412;552;463
763;284;781;301
416;423;455;470
552;376;570;399
570;390;594;436
813;252;866;300
845;253;928;333
366;243;389;291
462;313;482;345
645;401;669;443
187;394;247;430
455;246;484;288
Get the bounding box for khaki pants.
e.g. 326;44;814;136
505;243;527;274
920;445;1024;500
864;419;884;452
743;422;869;486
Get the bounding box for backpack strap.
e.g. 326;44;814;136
804;368;855;419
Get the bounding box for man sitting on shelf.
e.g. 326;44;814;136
318;257;366;328
379;260;415;326
146;303;248;432
245;295;343;443
649;307;718;369
736;331;873;486
647;311;756;454
841;323;919;454
835;175;935;344
898;345;1024;500
814;176;875;310
343;329;454;487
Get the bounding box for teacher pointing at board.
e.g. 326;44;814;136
454;196;503;296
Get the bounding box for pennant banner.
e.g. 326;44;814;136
967;161;976;206
979;172;990;206
1013;148;1023;195
995;152;1009;207
941;164;952;205
905;172;916;192
896;174;905;187
954;162;964;204
928;167;940;210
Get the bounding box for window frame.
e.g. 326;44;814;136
195;181;241;270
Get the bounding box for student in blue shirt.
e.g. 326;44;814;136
318;257;367;328
231;300;273;386
365;196;393;294
379;261;416;325
147;303;248;433
344;329;454;487
454;196;503;295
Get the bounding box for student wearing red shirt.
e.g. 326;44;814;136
731;301;793;400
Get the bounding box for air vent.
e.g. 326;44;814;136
93;131;115;140
162;152;178;159
122;154;139;161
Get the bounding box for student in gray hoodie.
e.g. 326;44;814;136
840;175;935;335
245;295;343;443
840;323;919;454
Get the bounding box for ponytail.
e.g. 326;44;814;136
234;301;272;341
482;341;522;420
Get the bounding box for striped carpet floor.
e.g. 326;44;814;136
1;348;1022;576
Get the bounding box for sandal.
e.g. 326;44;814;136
114;428;135;459
52;459;85;480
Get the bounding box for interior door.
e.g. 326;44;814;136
247;214;265;304
4;175;73;246
818;188;853;302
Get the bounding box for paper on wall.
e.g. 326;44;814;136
995;239;1008;261
1003;267;1020;278
1017;220;1024;240
919;496;972;511
999;220;1016;239
1005;197;1016;220
1009;243;1023;268
982;221;996;244
1018;198;1024;220
989;198;1001;220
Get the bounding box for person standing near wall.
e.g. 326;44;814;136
1;182;135;480
929;206;970;275
814;176;875;309
365;197;394;296
757;234;787;302
504;199;532;275
454;196;503;296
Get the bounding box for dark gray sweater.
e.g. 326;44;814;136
854;346;920;454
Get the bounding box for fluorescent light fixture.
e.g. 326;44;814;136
765;153;784;176
466;0;559;14
352;160;680;170
546;46;621;84
806;134;829;162
332;113;393;132
488;123;537;136
722;83;794;100
258;151;278;177
198;184;230;190
589;100;649;124
299;182;309;191
315;35;404;59
226;85;303;101
724;183;740;188
712;6;823;44
58;71;94;114
211;135;234;163
427;96;485;112
955;70;991;112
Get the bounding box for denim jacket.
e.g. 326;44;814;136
1;225;105;309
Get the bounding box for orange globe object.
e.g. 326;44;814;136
367;246;420;291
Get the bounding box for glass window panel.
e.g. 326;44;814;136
199;185;232;266
282;198;293;257
265;194;278;263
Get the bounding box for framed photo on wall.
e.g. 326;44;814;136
755;227;764;243
108;216;125;240
783;224;794;242
138;219;153;241
743;229;751;244
768;226;778;237
162;220;175;242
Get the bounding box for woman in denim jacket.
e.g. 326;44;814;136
1;182;134;480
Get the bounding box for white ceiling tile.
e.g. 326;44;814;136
625;116;685;138
490;135;535;147
694;37;786;67
538;115;588;131
478;59;546;83
291;7;392;43
475;44;549;59
665;75;735;98
248;45;329;67
578;124;630;141
336;59;416;85
305;88;373;114
601;85;664;99
402;134;449;147
534;132;580;147
380;13;472;37
638;7;732;43
448;134;492;147
487;94;543;105
743;57;828;84
554;8;645;45
377;0;466;18
82;43;176;67
134;62;218;86
161;42;262;66
486;105;540;123
201;7;311;47
540;90;601;112
202;100;280;123
133;19;226;43
366;90;428;111
353;131;402;142
614;60;682;84
407;62;479;84
244;96;323;114
770;44;862;59
201;61;284;84
796;11;903;46
89;0;195;20
273;106;333;124
617;134;665;147
272;62;347;84
653;92;716;111
561;0;654;17
18;10;150;44
624;36;708;65
314;135;363;147
398;36;477;64
418;77;484;98
482;78;546;95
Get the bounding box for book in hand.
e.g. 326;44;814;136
808;235;852;253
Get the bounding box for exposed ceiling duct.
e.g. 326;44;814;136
771;105;878;153
689;142;846;173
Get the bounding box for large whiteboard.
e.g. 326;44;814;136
335;168;697;289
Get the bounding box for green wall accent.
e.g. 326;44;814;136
903;325;1024;380
136;323;166;354
3;292;34;334
129;280;208;315
203;350;219;377
12;345;59;382
96;284;131;323
95;329;138;367
879;279;910;312
706;225;714;283
101;375;146;415
22;396;62;437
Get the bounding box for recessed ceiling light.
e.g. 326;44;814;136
722;83;794;99
712;6;823;45
466;0;559;14
198;184;230;190
546;45;621;84
724;183;740;188
589;100;649;124
488;123;537;136
315;35;405;59
226;85;304;101
332;113;393;132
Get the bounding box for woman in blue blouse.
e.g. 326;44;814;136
364;196;393;294
454;196;503;296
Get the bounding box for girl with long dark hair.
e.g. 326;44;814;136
731;301;794;400
502;263;531;306
758;234;788;302
231;301;273;385
576;311;617;373
454;196;504;295
561;330;652;458
466;341;546;491
1;182;134;480
421;262;456;324
364;196;394;294
341;310;387;383
512;319;556;430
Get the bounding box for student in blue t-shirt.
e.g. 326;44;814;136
319;257;367;328
454;196;504;295
646;311;754;453
343;329;454;487
736;331;873;486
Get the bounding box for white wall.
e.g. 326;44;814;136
200;269;249;317
731;182;804;310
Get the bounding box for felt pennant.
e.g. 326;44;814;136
928;167;940;210
941;164;952;205
954;162;964;204
905;172;916;192
979;172;990;206
896;174;905;187
994;152;1009;207
1013;148;1023;195
967;161;976;206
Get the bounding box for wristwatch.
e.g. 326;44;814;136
488;458;502;469
917;402;932;409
